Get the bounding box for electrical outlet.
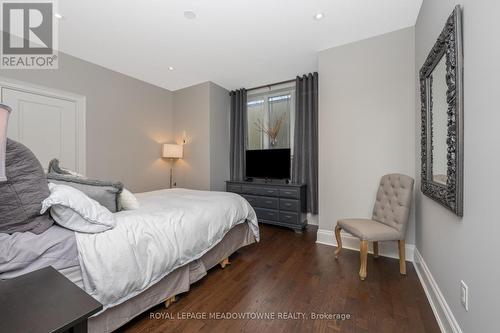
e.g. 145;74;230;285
460;280;469;311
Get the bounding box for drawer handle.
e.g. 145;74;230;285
265;200;273;204
284;215;291;219
285;203;292;206
266;190;274;193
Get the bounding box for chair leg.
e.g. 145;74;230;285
334;224;342;258
359;240;368;280
373;241;379;258
398;240;406;275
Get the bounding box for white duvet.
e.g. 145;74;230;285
75;188;258;310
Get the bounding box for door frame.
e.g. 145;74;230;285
0;76;86;174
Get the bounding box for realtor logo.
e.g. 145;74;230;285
1;0;58;69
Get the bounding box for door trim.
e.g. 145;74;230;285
0;76;86;174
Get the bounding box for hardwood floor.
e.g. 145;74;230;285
121;224;440;333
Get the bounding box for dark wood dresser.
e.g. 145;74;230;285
226;180;307;231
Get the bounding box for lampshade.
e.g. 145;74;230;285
162;144;183;159
0;103;12;181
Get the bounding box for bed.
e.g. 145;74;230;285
0;188;259;333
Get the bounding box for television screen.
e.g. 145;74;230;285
246;149;291;179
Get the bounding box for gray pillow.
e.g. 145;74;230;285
0;139;53;234
46;172;123;213
47;158;71;175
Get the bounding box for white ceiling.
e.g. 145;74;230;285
57;0;422;91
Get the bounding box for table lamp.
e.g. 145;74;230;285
162;144;183;188
0;103;12;182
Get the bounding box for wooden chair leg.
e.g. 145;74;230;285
334;224;342;258
164;295;177;309
398;240;406;275
220;257;231;269
373;241;379;258
359;240;368;280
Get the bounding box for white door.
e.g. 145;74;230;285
1;87;84;172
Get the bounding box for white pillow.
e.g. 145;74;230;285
41;183;116;233
119;188;140;210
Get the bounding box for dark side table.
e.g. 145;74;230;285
0;266;102;333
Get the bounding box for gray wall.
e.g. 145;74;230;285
173;82;211;190
209;82;230;191
1;52;174;192
318;28;416;246
415;1;500;332
172;82;230;190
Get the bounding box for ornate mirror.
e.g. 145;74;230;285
420;5;464;216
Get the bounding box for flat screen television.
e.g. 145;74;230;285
246;149;291;180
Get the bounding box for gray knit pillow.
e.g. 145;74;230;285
0;139;53;234
46;165;123;213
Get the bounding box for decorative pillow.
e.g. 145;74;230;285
47;159;87;178
41;183;116;233
47;173;123;213
0;139;53;234
48;158;129;212
119;188;140;210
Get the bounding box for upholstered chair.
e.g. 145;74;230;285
334;174;414;280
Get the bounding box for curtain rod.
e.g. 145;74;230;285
246;78;296;92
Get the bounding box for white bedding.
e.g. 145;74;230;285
75;188;258;310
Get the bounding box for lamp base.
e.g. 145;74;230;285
169;167;173;189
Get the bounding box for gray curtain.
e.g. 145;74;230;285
230;89;247;180
292;73;318;214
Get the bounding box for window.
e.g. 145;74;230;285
247;87;295;151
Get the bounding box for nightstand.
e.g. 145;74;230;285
0;266;102;333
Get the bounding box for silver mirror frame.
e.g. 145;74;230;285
419;5;464;217
0;103;12;182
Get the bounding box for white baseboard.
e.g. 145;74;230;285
316;228;414;261
413;249;462;333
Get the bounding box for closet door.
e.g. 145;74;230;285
2;87;81;172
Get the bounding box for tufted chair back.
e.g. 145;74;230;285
372;174;414;238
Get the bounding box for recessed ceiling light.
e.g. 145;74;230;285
314;12;324;20
168;66;174;71
54;13;64;19
183;11;196;20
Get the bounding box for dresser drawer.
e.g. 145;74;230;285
255;196;279;209
241;185;279;197
241;194;258;206
241;185;261;196
280;198;299;212
226;183;242;193
255;208;279;222
242;195;278;210
259;187;279;196
279;211;300;225
279;187;300;199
